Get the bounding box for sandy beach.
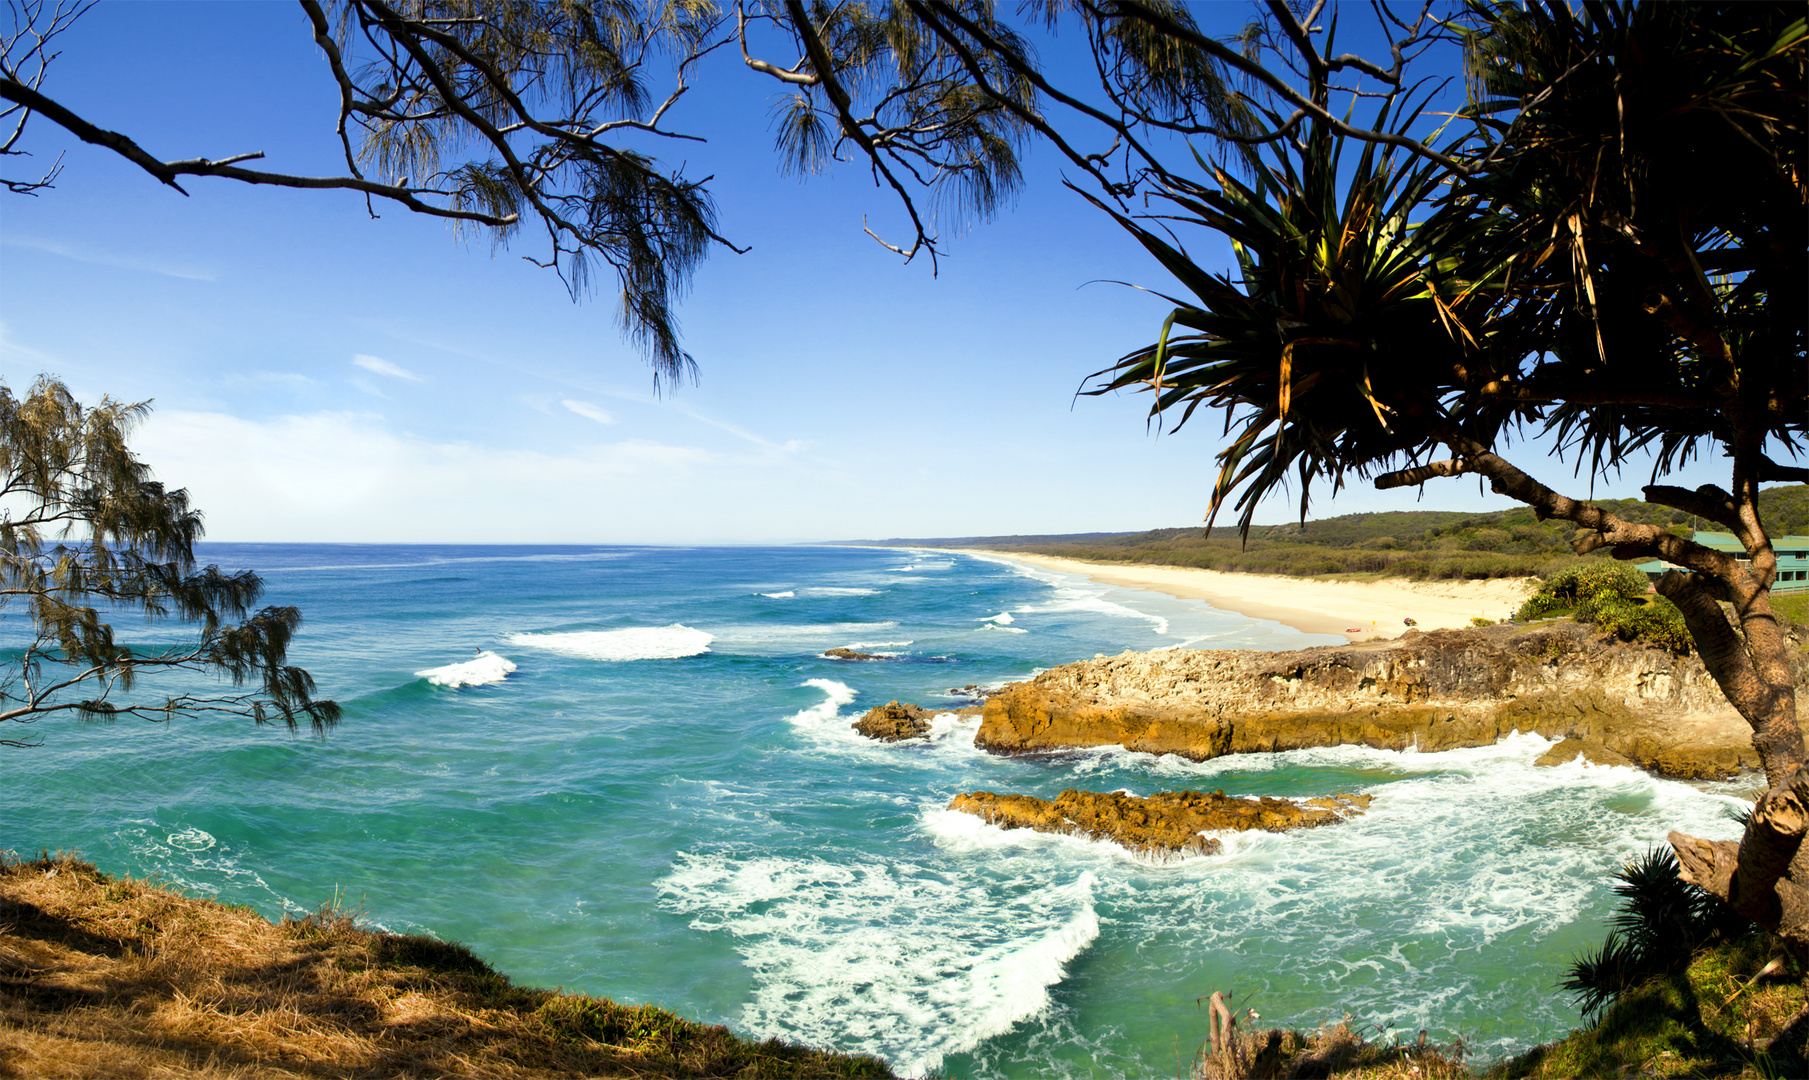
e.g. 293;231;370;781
958;550;1535;640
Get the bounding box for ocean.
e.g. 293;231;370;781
0;543;1750;1077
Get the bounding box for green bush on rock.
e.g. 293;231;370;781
1517;563;1691;652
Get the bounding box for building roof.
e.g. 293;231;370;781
1692;531;1809;552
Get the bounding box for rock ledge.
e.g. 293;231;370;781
948;787;1371;858
973;620;1804;779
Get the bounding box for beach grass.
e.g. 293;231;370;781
0;852;894;1079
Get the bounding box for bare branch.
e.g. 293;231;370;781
0;74;520;224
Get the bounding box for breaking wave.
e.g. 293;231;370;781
506;624;712;661
415;650;517;688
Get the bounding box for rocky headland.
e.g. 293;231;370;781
948;788;1372;857
973;619;1808;780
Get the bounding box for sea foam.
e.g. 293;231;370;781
415;650;517;688
656;853;1098;1076
785;679;859;732
506;624;712;661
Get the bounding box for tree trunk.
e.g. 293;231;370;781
1662;570;1809;953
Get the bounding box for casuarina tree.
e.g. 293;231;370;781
0;376;340;747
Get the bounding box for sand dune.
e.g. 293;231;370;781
961;550;1535;639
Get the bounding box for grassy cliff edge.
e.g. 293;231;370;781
0;853;892;1079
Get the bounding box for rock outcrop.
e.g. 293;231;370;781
948;788;1372;857
852;700;937;741
1534;737;1635;769
975;620;1808;779
823;647;882;661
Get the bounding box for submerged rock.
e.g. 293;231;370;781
852;700;936;741
823;647;883;661
973;620;1801;780
1534;737;1636;769
948;787;1372;858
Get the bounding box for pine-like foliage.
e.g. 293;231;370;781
1562;847;1752;1018
0;377;339;746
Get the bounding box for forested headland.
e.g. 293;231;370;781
869;485;1809;587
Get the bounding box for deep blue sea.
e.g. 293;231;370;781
0;544;1749;1076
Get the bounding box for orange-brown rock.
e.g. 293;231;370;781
1534;737;1636;769
852;700;936;741
823;647;883;661
948;788;1372;857
974;620;1808;780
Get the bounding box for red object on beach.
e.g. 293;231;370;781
1345;628;1363;633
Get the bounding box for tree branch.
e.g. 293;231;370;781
1102;0;1470;175
783;0;936;265
0;74;519;225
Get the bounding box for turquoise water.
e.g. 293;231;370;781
0;544;1749;1076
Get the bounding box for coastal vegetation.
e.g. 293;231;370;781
0;377;338;748
891;488;1809;583
1516;564;1691;653
1080;0;1809;955
0;852;892;1079
1494;850;1806;1079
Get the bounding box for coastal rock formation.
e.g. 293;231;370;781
852;700;936;741
1534;737;1636;769
948;787;1372;857
975;620;1809;779
823;647;883;661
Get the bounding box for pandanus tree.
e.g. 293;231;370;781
1089;1;1808;946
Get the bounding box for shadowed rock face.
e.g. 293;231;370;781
852;700;936;741
948;788;1372;858
974;621;1807;779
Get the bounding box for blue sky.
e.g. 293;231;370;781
0;2;1727;543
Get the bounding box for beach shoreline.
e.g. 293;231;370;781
948;548;1536;640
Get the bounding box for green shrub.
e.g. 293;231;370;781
1518;562;1644;618
1518;563;1690;650
1588;596;1692;652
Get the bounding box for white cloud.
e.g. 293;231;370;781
352;354;423;381
1;235;216;282
562;399;613;424
131;408;721;541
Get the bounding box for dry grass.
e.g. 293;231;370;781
0;853;893;1079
